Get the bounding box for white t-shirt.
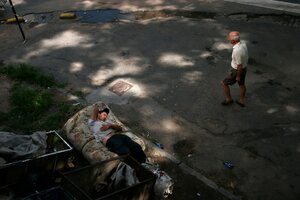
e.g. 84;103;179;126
88;119;114;142
231;41;248;69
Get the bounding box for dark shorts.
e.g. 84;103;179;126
106;134;146;163
223;67;247;86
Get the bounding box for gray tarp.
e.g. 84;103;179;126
0;131;47;163
0;0;7;10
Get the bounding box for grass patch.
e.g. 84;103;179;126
10;84;53;117
0;63;83;133
0;63;55;88
0;101;79;133
40;103;78;130
73;90;85;98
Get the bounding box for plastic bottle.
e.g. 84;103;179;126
154;142;164;149
223;162;234;169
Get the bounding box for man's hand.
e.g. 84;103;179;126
100;124;110;131
236;64;243;82
101;123;122;132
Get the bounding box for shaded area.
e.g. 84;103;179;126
275;0;300;3
154;157;230;200
0;2;300;200
24;12;54;23
4;9;300;27
226;12;300;26
75;9;134;23
0;64;84;132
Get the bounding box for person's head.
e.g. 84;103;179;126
97;107;110;121
228;31;240;45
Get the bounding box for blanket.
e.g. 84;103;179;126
0;131;47;163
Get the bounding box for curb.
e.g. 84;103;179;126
2;12;77;24
6;16;24;23
59;12;76;19
147;140;243;200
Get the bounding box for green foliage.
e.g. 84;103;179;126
40;103;75;130
0;63;55;88
0;63;83;133
0;112;9;124
10;84;53;117
73;90;85;98
0;101;80;133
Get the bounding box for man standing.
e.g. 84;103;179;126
221;31;248;107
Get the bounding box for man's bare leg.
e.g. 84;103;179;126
238;85;246;105
221;81;233;103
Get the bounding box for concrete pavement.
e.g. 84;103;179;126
225;0;300;14
1;1;300;199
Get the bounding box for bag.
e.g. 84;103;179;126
141;163;174;198
107;162;140;192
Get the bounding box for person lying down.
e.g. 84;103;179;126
88;105;146;163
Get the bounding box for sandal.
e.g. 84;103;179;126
221;100;233;106
235;100;245;107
